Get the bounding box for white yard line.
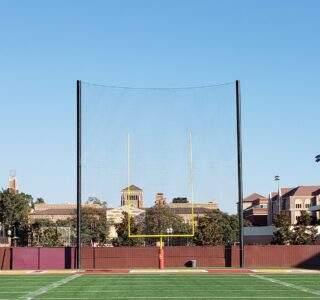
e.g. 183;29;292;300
8;289;315;293
20;274;82;300
17;297;320;299
129;269;208;273
250;274;320;297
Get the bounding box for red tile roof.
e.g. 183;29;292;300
252;198;268;206
30;207;107;216
270;188;294;200
281;186;320;197
270;186;320;201
30;208;76;216
243;193;265;202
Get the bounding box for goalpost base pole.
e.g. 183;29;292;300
159;236;164;269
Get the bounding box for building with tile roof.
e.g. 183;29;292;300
268;185;320;225
29;203;106;223
243;193;265;210
107;204;145;239
243;194;268;226
28;185;220;242
168;203;218;225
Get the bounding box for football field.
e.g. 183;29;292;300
0;273;320;299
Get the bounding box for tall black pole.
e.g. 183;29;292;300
236;80;244;268
77;80;82;269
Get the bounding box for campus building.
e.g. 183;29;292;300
107;204;145;239
243;193;268;226
268;185;320;225
243;193;265;210
8;177;18;192
29;203;106;223
154;192;219;224
244;186;320;244
107;186;219;238
29;185;219;240
120;185;144;208
243;186;320;227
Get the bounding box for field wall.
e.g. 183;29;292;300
1;245;319;270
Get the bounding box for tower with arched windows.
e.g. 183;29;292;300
121;185;144;208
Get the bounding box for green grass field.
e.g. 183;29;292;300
0;273;320;299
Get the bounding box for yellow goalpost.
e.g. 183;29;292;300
127;133;195;268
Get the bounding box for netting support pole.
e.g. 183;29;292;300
236;80;244;268
76;80;82;269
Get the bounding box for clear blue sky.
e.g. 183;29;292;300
1;0;320;213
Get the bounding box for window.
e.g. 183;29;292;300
305;199;311;209
295;199;302;209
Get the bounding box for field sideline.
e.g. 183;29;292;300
0;270;320;299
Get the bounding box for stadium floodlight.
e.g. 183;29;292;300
166;228;173;234
274;175;281;214
166;227;173;246
315;155;320;163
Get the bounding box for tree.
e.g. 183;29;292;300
112;212;144;246
222;213;251;245
71;207;108;246
30;219;64;247
86;197;107;208
56;219;72;227
172;197;188;203
35;197;45;204
292;211;317;245
31;197;45;209
40;227;64;247
0;189;31;245
272;213;292;245
144;204;191;246
144;204;191;234
193;210;250;246
194;212;223;245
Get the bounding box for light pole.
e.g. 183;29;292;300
315;155;320;163
7;229;12;247
275;175;281;214
166;227;173;246
13;225;17;247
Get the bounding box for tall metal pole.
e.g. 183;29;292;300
236;80;244;268
77;80;82;269
275;175;280;214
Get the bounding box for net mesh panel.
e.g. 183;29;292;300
81;82;237;238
